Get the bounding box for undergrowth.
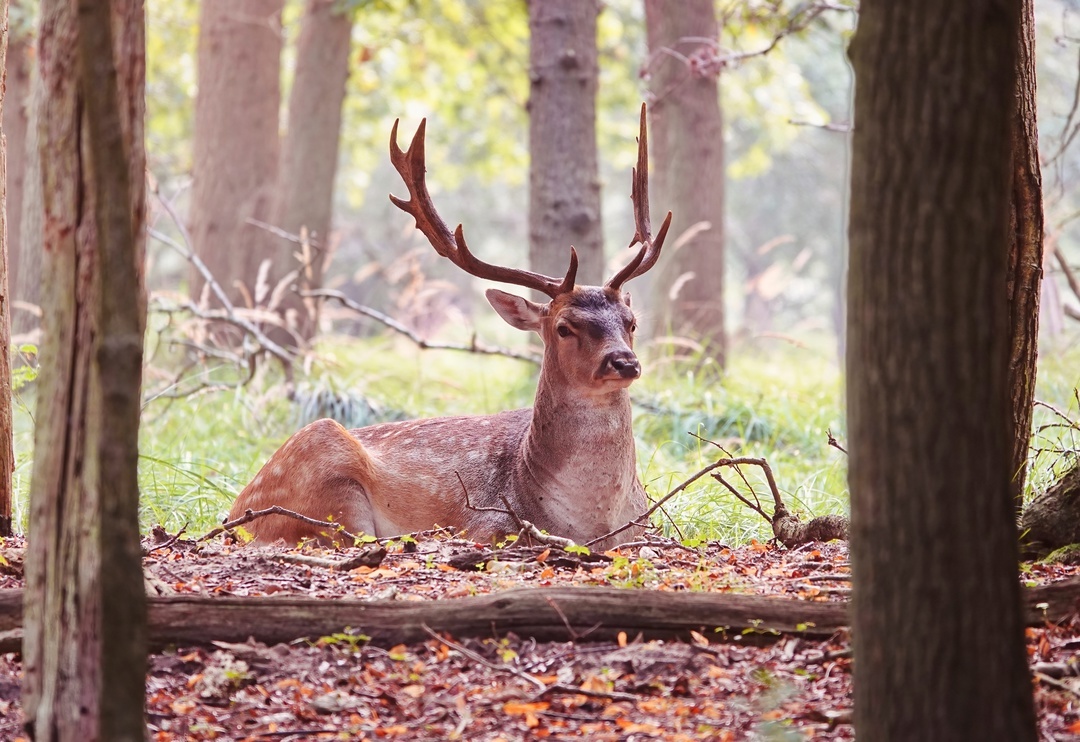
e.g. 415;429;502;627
9;331;1080;546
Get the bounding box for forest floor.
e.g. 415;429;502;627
1;532;1079;741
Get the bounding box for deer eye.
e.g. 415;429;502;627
629;322;637;333
556;324;573;338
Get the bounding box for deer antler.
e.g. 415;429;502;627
389;119;578;299
606;103;673;292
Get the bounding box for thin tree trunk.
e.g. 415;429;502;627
527;0;603;288
3;7;29;317
189;0;283;306
21;0;147;737
271;0;352;341
846;2;1035;740
643;0;725;367
0;0;11;538
1007;0;1044;509
13;61;40;336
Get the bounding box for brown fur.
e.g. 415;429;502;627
229;286;648;549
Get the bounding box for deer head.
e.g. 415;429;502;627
389;104;672;399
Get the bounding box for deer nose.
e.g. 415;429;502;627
603;350;641;379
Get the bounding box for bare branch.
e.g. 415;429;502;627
305;288;541;364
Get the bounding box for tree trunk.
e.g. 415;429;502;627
21;0;148;738
846;3;1035;740
189;0;283;307
270;0;352;341
1007;0;1044;510
643;0;725;367
527;0;603;288
0;0;11;539
3;7;29;323
13;55;40;337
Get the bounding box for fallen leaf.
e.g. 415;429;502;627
504;700;550;715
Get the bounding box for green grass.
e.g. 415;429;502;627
9;330;1080;544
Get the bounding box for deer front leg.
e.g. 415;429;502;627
229;418;382;545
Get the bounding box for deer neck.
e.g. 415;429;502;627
514;364;641;537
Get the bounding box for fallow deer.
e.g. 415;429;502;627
228;104;672;550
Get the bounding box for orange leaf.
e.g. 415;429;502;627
402;684;425;698
616;718;661;733
1066;720;1080;733
580;674;610;694
375;724;410;737
504;700;551;715
536;548;551;563
689;630;709;647
618;631;628;648
540;566;555;579
637;698;670;714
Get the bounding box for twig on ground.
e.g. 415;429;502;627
1035;671;1080;699
200;506;362;545
800;648;852;666
273;546;387;571
538;683;641;703
421;625;547;693
143;525;188;556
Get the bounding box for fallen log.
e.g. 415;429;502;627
0;579;1077;654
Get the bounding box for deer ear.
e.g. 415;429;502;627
486;288;544;332
623;291;632;308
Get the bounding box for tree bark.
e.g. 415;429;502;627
1007;0;1044;509
21;0;147;738
0;0;11;539
189;0;283;307
270;0;352;341
527;0;604;288
846;3;1036;740
644;0;726;367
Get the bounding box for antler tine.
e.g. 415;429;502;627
389;119;577;299
606;103;673;292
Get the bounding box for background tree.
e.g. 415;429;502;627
846;1;1036;739
21;0;148;737
3;0;30;331
189;0;283;307
643;0;726;367
270;0;354;341
527;0;604;286
0;0;11;538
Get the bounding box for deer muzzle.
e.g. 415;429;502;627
601;349;641;381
